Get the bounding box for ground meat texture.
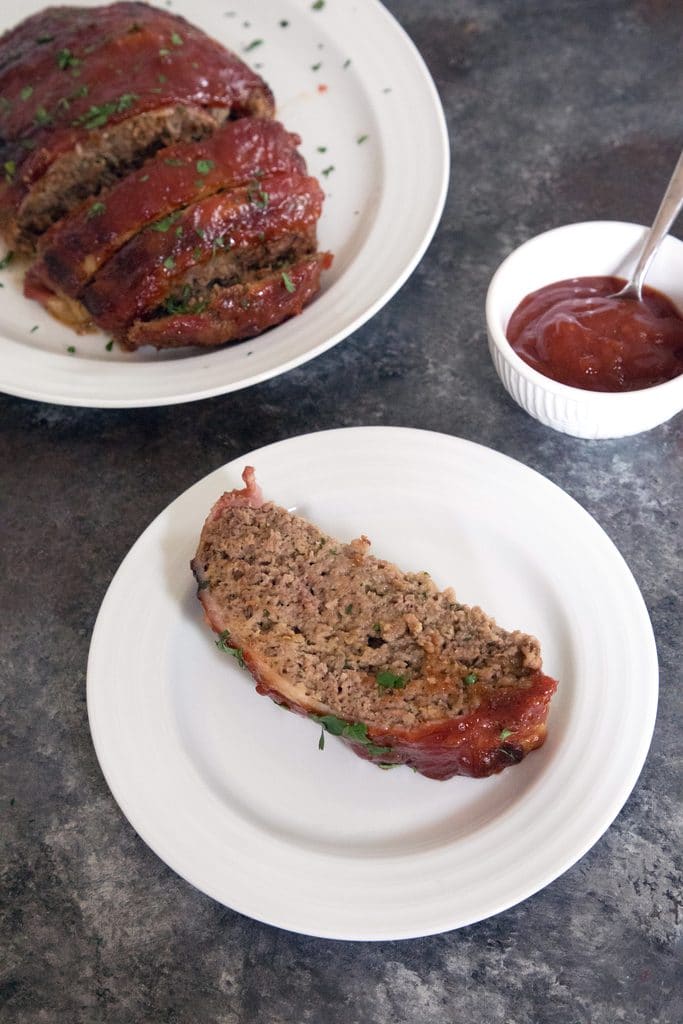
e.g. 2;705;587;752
192;469;558;780
125;253;332;349
0;2;274;249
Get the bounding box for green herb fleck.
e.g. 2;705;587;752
57;48;81;70
244;39;263;52
30;325;39;333
164;157;185;166
4;160;15;183
105;339;114;351
34;106;52;125
345;604;353;614
163;256;176;271
357;133;368;144
248;180;269;208
500;728;514;741
139;174;149;182
150;211;183;232
196;158;214;175
159;48;170;57
318;728;325;750
321;165;335;177
171;31;183;45
197;579;210;590
313;714;392;757
87;201;106;219
67;345;76;353
20;86;34;101
281;271;296;293
312;0;325;9
36;33;54;44
311;62;321;71
279;19;289;27
215;629;245;667
317;145;327;153
463;672;477;685
376;671;407;690
0;251;14;271
372;623;382;634
343;58;351;69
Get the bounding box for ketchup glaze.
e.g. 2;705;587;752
507;276;683;392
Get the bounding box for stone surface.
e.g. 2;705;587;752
1;1;682;1022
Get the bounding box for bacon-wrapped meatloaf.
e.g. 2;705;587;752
0;3;331;349
192;469;558;781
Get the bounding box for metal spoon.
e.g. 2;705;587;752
612;147;683;300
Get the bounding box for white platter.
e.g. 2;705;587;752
0;0;448;407
87;427;658;940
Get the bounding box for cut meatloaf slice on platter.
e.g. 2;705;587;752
126;253;332;350
0;2;275;251
192;469;558;781
28;119;306;298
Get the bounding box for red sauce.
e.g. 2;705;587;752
507;276;683;392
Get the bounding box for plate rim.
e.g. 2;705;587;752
86;426;659;940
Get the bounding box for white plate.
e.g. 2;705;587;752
0;0;448;407
87;427;658;940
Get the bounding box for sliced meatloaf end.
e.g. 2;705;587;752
124;252;333;350
29;119;307;293
76;171;324;332
0;2;274;249
191;471;558;780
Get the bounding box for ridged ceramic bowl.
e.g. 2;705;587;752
485;221;683;439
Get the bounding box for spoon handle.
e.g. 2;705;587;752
630;148;683;295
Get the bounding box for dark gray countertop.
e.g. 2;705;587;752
1;1;681;1021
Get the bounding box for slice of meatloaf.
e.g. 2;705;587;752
124;253;333;350
0;2;274;250
27;120;308;300
191;469;558;780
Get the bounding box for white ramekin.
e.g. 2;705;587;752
485;221;683;439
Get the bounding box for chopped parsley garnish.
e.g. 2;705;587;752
311;62;321;71
67;345;76;353
20;86;34;101
73;93;137;130
171;32;183;46
34;106;52;125
343;58;351;69
105;339;114;351
244;39;263;52
196;159;214;175
344;604;353;614
281;271;296;293
248;181;269;208
0;251;14;271
279;19;289;27
87;201;106;219
312;0;326;9
164;157;185;166
500;728;514;741
357;134;368;144
321;165;335;177
4;161;15;183
463;672;477;685
376;671;407;690
57;49;81;70
36;33;55;44
317;145;327;153
150;211;183;232
313;715;392;757
159;48;170;57
163;256;176;271
215;630;245;667
30;325;39;333
197;579;210;590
